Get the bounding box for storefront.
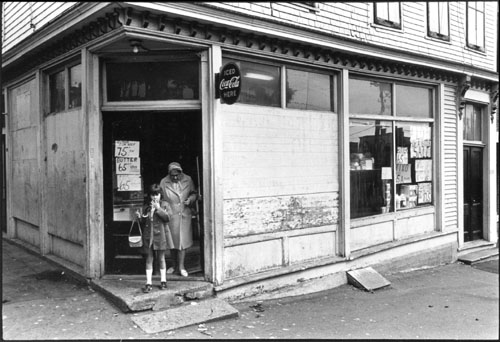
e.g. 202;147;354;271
2;2;498;300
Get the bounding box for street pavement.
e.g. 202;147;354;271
2;238;499;340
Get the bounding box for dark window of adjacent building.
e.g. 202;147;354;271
466;1;485;51
48;63;82;114
427;2;450;41
374;2;401;29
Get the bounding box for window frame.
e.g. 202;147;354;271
466;1;485;52
223;54;339;113
348;75;436;220
101;54;202;111
427;2;450;41
45;59;82;115
374;2;402;30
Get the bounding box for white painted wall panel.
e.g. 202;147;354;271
288;232;336;264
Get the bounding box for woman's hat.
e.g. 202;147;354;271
168;162;183;173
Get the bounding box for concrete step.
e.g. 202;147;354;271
346;267;391;292
458;247;499;265
90;277;214;312
458;240;496;255
131;298;239;334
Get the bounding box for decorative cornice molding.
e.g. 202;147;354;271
490;84;499;124
3;5;498;94
457;75;472;120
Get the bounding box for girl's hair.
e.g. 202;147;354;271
149;183;161;196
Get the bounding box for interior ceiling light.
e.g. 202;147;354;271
244;72;274;81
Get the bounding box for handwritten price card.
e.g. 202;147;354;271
116;157;141;175
117;175;142;191
115;141;140;158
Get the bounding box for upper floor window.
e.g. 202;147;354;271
374;2;401;29
467;1;485;51
48;63;82;114
427;2;450;41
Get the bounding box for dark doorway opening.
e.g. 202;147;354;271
463;145;483;242
103;111;203;275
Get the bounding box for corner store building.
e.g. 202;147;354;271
2;2;498;300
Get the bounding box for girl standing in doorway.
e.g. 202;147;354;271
136;184;174;292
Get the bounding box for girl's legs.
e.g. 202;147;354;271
167;249;178;273
144;248;154;292
179;249;188;276
158;250;167;287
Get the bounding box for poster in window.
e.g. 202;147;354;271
415;159;432;182
418;182;432;204
116;157;141;174
396;164;412;184
397;147;408;164
117;174;142;192
115;140;140;158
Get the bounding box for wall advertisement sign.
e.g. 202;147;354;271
218;62;241;104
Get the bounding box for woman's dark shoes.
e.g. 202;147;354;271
142;284;153;293
160;282;167;290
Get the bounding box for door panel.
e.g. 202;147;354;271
463;146;483;242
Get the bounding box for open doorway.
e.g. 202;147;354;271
103;110;203;276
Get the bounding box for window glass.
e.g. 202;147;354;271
396;84;432;118
463;103;482;141
69;64;82;109
223;58;281;107
106;61;199;101
427;2;449;40
286;69;333;111
350;78;392;116
50;70;65;113
350;120;393;218
374;2;401;29
467;1;485;49
395;123;433;209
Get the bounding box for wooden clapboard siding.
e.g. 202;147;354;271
45;109;87;245
9;78;40;227
208;2;497;72
442;85;458;231
1;2;77;53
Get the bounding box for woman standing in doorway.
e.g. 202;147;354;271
160;162;198;277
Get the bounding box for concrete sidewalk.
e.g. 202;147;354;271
2;237;499;339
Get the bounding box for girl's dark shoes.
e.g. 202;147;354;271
160;282;167;290
142;284;153;293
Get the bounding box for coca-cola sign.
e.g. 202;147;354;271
218;62;241;105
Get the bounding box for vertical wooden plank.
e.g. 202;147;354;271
200;49;213;283
211;45;224;286
84;49;104;278
437;83;445;235
37;70;50;255
455;84;464;247
5;84;14;238
339;69;350;258
485;92;497;242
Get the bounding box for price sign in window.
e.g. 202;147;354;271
113;140;143;221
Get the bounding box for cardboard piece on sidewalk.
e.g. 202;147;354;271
347;267;391;292
131;298;239;334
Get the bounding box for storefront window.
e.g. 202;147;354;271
395;123;433;210
349;77;434;219
223;58;281;107
106;61;199;101
69;64;82;109
350;120;393;218
396;84;432;118
49;70;65;113
349;78;392;116
286;69;333;111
